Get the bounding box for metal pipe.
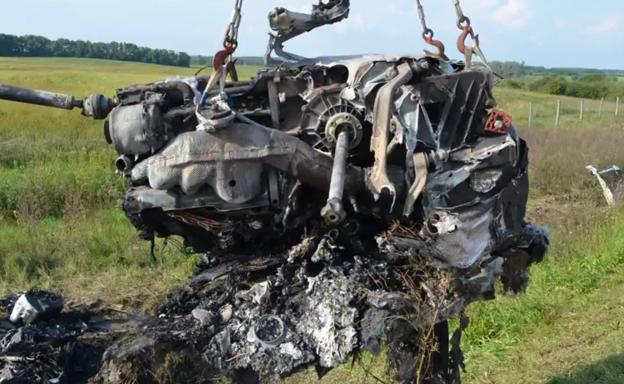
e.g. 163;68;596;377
115;155;135;173
321;129;350;225
0;84;81;110
328;130;350;203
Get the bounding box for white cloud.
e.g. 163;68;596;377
554;16;566;31
586;14;623;35
332;13;368;34
492;0;533;28
463;0;533;29
472;0;500;8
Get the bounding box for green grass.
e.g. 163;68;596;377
0;208;197;308
548;355;624;384
2;57;624;382
463;208;624;383
0;58;221;306
0;58;260;306
494;87;623;129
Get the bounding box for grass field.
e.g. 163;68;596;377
1;57;624;383
0;58;258;307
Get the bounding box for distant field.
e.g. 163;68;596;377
1;58;624;384
495;87;622;129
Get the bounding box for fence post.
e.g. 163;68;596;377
580;100;584;121
528;102;533;128
555;100;561;127
599;98;604;117
617;97;620;116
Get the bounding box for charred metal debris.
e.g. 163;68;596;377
0;291;121;384
0;1;549;383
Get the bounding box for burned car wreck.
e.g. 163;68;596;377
0;1;548;383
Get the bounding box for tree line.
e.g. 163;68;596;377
501;74;624;100
490;61;624;100
0;34;191;67
490;61;624;79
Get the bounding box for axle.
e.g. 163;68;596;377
0;84;113;119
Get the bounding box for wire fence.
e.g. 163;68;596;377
512;97;623;129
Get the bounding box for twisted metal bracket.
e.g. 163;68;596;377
265;0;350;64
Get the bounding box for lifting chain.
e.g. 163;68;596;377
196;0;244;132
415;0;446;59
452;0;470;29
416;0;433;41
452;0;490;68
223;0;243;50
199;0;244;108
213;0;243;80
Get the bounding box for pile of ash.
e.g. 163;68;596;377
0;223;547;384
0;290;111;384
94;222;545;383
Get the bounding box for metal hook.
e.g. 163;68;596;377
423;32;448;59
457;25;490;69
457;26;475;55
212;45;236;72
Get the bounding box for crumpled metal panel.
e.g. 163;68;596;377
131;123;363;204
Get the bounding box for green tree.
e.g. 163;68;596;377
0;33;191;67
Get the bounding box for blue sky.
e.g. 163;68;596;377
1;0;623;69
